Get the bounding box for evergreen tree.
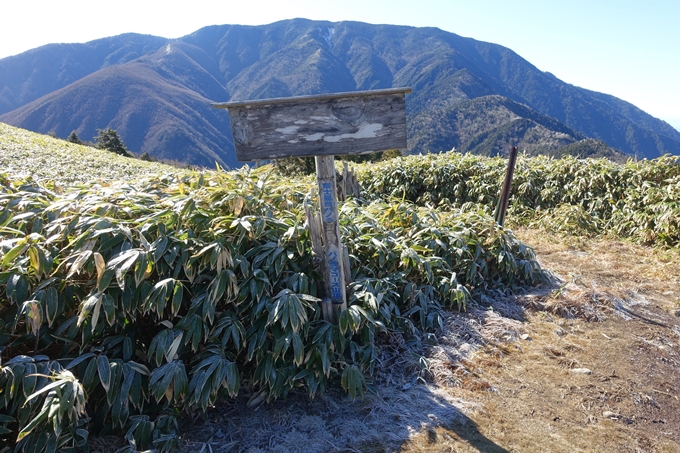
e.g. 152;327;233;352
95;127;129;156
67;130;83;145
139;152;156;162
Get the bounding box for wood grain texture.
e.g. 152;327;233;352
215;89;410;161
304;201;336;323
315;155;347;315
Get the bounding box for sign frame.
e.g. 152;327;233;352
212;87;411;161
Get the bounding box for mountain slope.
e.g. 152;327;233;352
1;19;678;166
0;33;169;115
3;55;235;168
408;95;626;161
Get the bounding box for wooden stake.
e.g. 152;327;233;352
315;155;347;322
494;146;519;227
304;201;335;322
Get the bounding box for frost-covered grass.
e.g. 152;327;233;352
357;152;680;247
0;122;188;184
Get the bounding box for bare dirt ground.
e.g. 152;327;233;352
165;229;680;453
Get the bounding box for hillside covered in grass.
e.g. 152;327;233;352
0;122;187;184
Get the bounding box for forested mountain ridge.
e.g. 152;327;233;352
1;19;677;167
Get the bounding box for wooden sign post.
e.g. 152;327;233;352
213;87;411;322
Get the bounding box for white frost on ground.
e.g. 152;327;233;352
176;295;533;453
178;383;477;453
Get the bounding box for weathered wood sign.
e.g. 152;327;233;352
212;88;411;160
212;88;411;322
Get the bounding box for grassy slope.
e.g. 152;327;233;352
0;122;188;184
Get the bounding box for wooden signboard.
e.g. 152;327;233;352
213;88;411;322
212;88;411;160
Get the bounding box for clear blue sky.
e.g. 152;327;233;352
1;0;678;131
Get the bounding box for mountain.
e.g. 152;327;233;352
409;95;627;161
1;44;234;168
0;34;168;114
1;19;679;167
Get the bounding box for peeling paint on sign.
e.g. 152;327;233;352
213;88;411;161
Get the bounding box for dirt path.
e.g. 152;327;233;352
172;229;680;453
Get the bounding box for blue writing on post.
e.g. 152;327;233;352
327;250;342;302
321;181;335;223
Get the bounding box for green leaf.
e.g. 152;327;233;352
126;361;150;376
97;268;115;292
186;315;203;352
223;361;240;397
97;355;111;392
341;365;366;400
83;357;97;389
172;361;188;402
7;274;29;304
102;294;116;325
152;236;169;263
144;278;174;316
292;332;304;366
45;433;57;453
28;246;42;276
45;287;58;327
149;329;174;367
109;249;141;290
123;336;133;361
171;281;184;317
23;379;66;405
2;240;28;267
339;309;350;335
16;403;49;441
319;347;330;377
106;360;123;406
66;353;95;370
90;293;102;333
77;292;102;327
209;269;229;304
166;332;183;362
134;252;150;287
22;363;37;399
67;247;93;279
273;334;291;361
150;361;185;403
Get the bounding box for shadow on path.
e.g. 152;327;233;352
177;381;509;453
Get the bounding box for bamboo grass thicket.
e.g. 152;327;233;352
0;165;547;452
358;153;680;247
